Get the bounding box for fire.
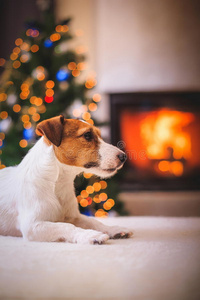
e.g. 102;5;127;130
140;109;195;176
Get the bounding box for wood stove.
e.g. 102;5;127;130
110;92;200;191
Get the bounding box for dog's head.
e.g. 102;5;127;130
36;115;126;178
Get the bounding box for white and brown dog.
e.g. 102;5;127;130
0;115;133;244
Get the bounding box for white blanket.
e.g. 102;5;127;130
0;217;200;300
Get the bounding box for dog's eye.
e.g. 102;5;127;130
84;131;93;141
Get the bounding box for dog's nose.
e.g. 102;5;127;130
117;153;127;163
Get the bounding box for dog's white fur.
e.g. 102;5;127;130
0;121;133;244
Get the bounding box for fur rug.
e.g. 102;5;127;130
0;216;200;300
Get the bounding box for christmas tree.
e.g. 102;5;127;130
0;1;127;217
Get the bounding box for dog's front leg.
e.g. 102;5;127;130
70;214;133;239
20;221;109;244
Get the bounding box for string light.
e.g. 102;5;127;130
83;173;92;179
0;58;6;66
19;139;28;148
46;80;55;89
0;111;8;119
95;209;108;218
32;113;40;122
31;45;39;53
0;93;7;102
15;38;23;46
93;182;101;192
88;103;97;112
13;104;21;113
82;112;91;121
50;33;61;42
93;94;101;102
13;61;21;69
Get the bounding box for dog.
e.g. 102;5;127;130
0;115;133;244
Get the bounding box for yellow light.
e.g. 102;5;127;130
21;83;29;90
37;66;44;72
100;181;107;189
55;25;63;32
93;182;101;192
38;105;46;114
26;29;32;36
30;96;37;104
37;73;45;81
46;89;54;97
13;104;21;113
0;139;2;147
0;111;8;119
20;92;29;100
81;190;89;198
19;139;28;148
95;209;108;218
99;193;108;202
0;58;6;66
62;25;69;32
87;119;94;125
15;38;23;46
21;115;30;123
93;195;101;203
28;107;37;115
88;103;97;112
46;80;55;89
13;60;21;69
85;78;97;89
31;45;39;53
83;173;92;179
0;133;5;140
82;112;91;121
73;109;81;118
20;54;29;63
13;47;20;54
68;62;76;70
32;113;40;122
77;62;86;70
103;201;112;211
93;94;101;102
23;122;32;129
34;98;43;106
20;42;30;51
0;93;7;102
10;53;18;60
86;185;94;194
80;199;88;207
50;33;61;42
107;198;115;207
72;70;80;77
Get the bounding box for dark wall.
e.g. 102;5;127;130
0;0;39;59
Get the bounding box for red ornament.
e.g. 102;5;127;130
45;96;54;103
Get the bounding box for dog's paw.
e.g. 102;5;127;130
105;226;134;239
75;229;109;245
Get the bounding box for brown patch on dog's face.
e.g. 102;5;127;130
54;119;101;168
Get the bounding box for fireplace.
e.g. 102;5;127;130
110;92;200;191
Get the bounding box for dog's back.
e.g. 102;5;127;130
0;166;22;236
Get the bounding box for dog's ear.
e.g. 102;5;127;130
36;115;65;147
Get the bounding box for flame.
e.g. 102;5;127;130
140;109;195;176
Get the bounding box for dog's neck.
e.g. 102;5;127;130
19;137;83;183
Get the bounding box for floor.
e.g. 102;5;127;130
0;217;200;300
